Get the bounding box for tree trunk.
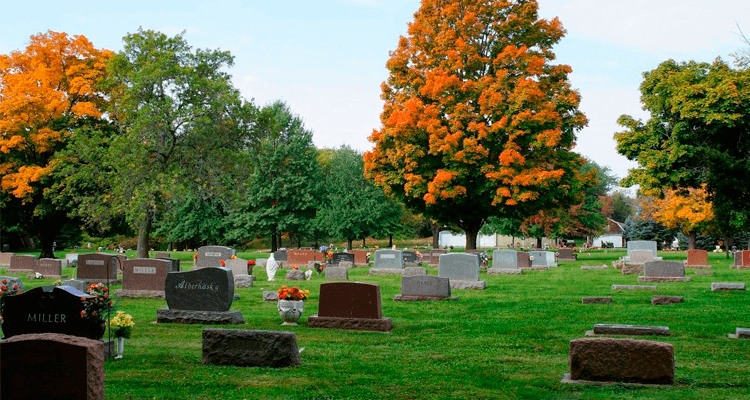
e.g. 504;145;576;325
271;228;278;252
536;237;542;249
347;238;353;250
297;235;301;249
136;215;152;259
38;228;56;259
688;231;697;250
431;222;440;248
460;219;484;250
725;234;732;259
362;238;366;248
388;234;393;248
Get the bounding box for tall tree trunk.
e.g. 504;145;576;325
136;215;152;259
297;235;301;249
38;228;56;259
347;238;353;250
362;238;366;248
725;234;732;259
388;234;393;248
536;237;542;249
688;231;697;250
461;219;484;250
431;221;440;248
271;227;278;252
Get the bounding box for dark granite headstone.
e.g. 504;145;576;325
8;254;36;271
77;253;119;280
155;252;170;259
34;258;64;277
1;333;105;400
122;258;171;293
1;286;96;339
317;282;382;319
155;257;181;272
402;251;418;264
164;267;234;312
196;245;236;268
202;328;301;368
273;250;288;262
517;252;531;269
331;252;355;266
558;248;577;261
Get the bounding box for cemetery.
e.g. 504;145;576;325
0;247;748;399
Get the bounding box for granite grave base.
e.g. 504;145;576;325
449;280;486;290
587;324;671;336
72;278;122;286
711;282;746;291
393;294;459;301
117;289;165;299
307;315;392;332
4;269;33;274
234;275;255;288
612;285;657;291
637;276;691;283
487;268;523;275
651;296;684;305
156;308;245;324
368;268;405;276
694;270;715;275
403;267;427;276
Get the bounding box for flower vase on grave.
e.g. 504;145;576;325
116;336;125;359
277;300;304;326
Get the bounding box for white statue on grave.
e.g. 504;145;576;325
266;253;279;281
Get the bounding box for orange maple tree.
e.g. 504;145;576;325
641;185;715;250
0;31;111;256
364;0;588;248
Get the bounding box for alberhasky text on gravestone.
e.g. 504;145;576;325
308;282;392;332
1;286;101;340
157;267;244;324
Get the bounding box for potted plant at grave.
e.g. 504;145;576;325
247;259;256;274
277;286;310;326
80;283;114;340
109;311;134;359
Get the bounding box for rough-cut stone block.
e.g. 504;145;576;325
307;315;392;332
449;280;486;290
638;276;691;282
403;267;427;276
569;338;674;384
234;274;255;288
581;265;608;270
612;285;657;291
694;270;715;275
262;291;278;301
593;324;670;336
0;333;105;400
368;268;404;276
325;267;348;280
651;296;684;305
285;269;306;280
202;328;300;368
582;297;612;304
736;328;750;338
487;268;523;275
156;308;245;324
711;282;746;291
61;278;87;293
0;252;14;266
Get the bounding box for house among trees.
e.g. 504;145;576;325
592;219;625;248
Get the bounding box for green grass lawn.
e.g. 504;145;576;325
3;250;750;399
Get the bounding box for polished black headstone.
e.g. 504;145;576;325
1;286;96;339
165;267;234;312
331;252;355;265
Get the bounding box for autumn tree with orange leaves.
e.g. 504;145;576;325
0;31;111;257
641;186;715;250
365;0;588;248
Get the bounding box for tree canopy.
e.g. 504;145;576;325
365;0;588;249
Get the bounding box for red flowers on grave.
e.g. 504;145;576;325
277;286;310;301
247;260;256;266
193;254;198;259
0;279;23;313
81;283;114;322
220;260;226;267
292;265;299;270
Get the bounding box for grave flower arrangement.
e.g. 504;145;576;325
80;283;113;322
220;260;226;266
314;262;324;274
0;279;23;313
109;311;135;338
277;286;310;301
247;259;256;266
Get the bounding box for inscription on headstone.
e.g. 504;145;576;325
1;286;94;339
164;267;234;312
35;258;64;277
373;249;404;269
196;246;236;268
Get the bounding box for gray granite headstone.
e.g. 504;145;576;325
438;253;480;281
373;249;404;269
196;246;236;268
529;251;556;267
401;275;451;297
224;258;250;277
65;253;79;267
273;250;287;263
711;282;746;291
627;241;658;257
644;261;685;277
0;276;24;292
331;252;355;266
325;267;348;280
630;250;655;264
164;267;234;311
492;250;518;269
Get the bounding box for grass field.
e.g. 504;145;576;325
2;249;749;399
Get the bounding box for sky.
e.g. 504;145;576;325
1;0;748;183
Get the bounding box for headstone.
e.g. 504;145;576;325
403;267;428;276
529;251;557;267
492;249;518;269
372;249;404;269
308;282;392;332
0;333;105;400
731;328;750;339
627;240;660;260
196;246;236;268
273;250;288;263
629;250;655;265
566;338;674;384
76;253;120;283
1;286;97;339
325;267;348;280
557;248;577;261
582;265;608;270
224;258;255;288
255;258;268;267
65;253;78;267
121;258;172;296
0;276;24;292
516;252;531;269
732;250;750;269
612;285;658;290
402;251;418;265
394;275;456;301
582;297;612;304
7;254;36;272
155;257;181;273
34;258;66;278
438;253;486;289
591;324;670;336
638;261;691;282
158;267;243;324
685;249;710;268
349;249;368;265
652;296;684;305
711;282;746;291
202;328;300;368
286;269;306;280
155;252;170;259
0;252;14;266
339;261;354;269
262;291;278;301
428;249;447;265
286;249;318;267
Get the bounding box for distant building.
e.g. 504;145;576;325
438;230;556;249
592;219;625;248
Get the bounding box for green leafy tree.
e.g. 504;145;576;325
365;0;588;249
622;216;677;250
615;58;750;249
101;29;252;258
230;101;320;252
